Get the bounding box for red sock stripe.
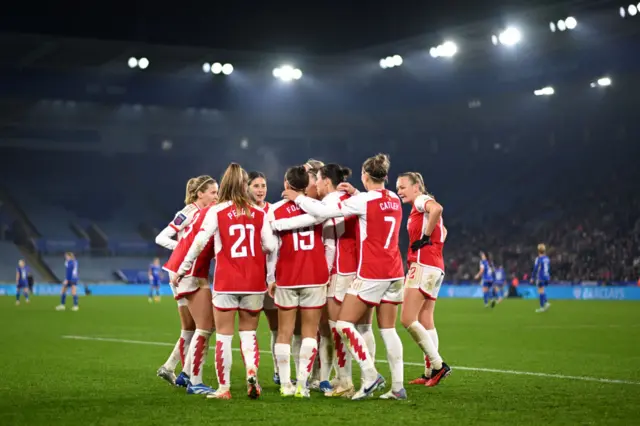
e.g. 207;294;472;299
425;355;431;369
215;340;226;385
192;334;206;377
306;348;318;373
178;337;186;367
253;333;260;368
342;327;367;361
332;327;347;368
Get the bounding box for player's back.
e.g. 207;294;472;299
213;201;267;293
407;194;445;272
65;259;79;282
271;199;328;287
329;191;358;275
358;189;404;280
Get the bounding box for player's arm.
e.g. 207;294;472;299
271;213;323;232
262;210;278;253
292;193;364;220
155;226;178;250
322;220;336;272
474;263;484;280
16;270;19;285
416;195;443;237
177;210;218;277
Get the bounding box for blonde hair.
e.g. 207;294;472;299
305;159;324;172
398;172;428;195
537;243;546;254
65;252;75;260
184;175;215;205
218;163;252;217
363;153;390;183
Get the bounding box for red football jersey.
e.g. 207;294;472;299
297;189;404;281
163;205;215;278
323;191;358;275
205;201;276;293
406;194;445;272
269;200;329;288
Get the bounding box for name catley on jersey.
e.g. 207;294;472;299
164;204;216;278
267;199;330;288
178;201;277;294
295;189;404;281
406;194;446;273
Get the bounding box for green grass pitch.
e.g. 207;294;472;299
1;296;639;425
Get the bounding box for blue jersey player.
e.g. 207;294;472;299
15;259;30;305
56;252;79;311
148;258;162;303
493;263;506;302
475;252;496;308
531;244;551;312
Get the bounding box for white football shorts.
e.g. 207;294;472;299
404;263;444;300
212;292;265;313
347;278;403;306
169;272;208;306
274;286;327;309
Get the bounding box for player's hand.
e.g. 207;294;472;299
172;274;184;286
337;182;356;195
410;235;432;251
63;280;68;286
267;282;276;298
281;189;300;201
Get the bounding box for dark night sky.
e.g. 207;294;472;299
1;1;590;54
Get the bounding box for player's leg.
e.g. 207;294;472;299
356;308;376;363
148;283;154;303
183;287;215;395
296;304;322;398
274;290;297;396
326;275;354;396
23;286;30;303
154;282;161;302
377;301;406;400
207;302;235;400
337;280;384;400
56;284;68;310
15;285;21;305
262;296;281;384
292;311;302;382
70;284;79;311
317;306;334;392
158;301;195;386
536;282;550;312
237;295;264;399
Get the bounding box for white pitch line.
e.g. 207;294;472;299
61;335;640;386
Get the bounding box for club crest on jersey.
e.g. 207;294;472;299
173;213;187;226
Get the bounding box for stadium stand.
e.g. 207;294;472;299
0;241;46;282
43;255;161;283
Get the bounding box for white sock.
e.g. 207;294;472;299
331;321;352;386
292;334;302;378
274;343;292;386
186;329;212;385
319;334;333;382
379;328;404;392
298;337;318;387
407;321;442;370
270;330;279;375
239;330;260;377
163;331;189;371
337;320;376;382
357;323;376;361
425;328;439;375
214;334;233;390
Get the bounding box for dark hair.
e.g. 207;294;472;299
285;165;309;191
319;163;352;188
248;171;266;185
363;153;390;183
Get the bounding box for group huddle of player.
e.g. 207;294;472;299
153;153;450;401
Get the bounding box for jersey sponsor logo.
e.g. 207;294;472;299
173;213;188;226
